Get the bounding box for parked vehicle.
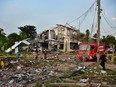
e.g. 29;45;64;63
77;42;106;61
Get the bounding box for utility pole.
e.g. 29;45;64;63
97;0;101;64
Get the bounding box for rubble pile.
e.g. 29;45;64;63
0;55;116;87
0;56;78;87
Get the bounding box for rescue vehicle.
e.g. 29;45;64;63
77;42;106;61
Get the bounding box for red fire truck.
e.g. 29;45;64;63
77;42;106;61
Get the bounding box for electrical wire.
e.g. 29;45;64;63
100;17;116;38
101;12;113;28
101;7;116;29
68;0;97;24
90;4;97;37
99;5;116;37
101;12;116;32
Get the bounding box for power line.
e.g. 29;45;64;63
101;12;112;28
101;7;116;29
99;5;116;37
101;21;110;33
68;0;97;24
100;19;116;38
101;24;116;33
90;4;97;37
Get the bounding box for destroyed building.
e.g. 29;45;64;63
37;24;80;52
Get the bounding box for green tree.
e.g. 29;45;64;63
76;32;85;41
7;33;20;47
100;35;116;48
18;25;37;39
0;28;7;52
93;33;97;39
101;36;106;43
19;32;27;40
105;35;116;46
85;29;90;41
0;28;6;37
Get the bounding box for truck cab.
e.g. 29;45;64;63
77;42;106;61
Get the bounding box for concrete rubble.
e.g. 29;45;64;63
0;54;116;87
0;56;79;87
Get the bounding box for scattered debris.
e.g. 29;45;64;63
79;78;89;83
0;54;116;87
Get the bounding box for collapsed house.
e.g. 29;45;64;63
37;24;80;52
5;39;30;53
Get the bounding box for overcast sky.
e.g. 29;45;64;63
0;0;116;37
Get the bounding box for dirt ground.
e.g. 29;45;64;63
0;53;116;87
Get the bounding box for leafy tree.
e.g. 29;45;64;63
0;28;6;37
101;36;106;43
85;29;90;41
0;28;7;52
18;25;37;39
105;35;116;46
19;32;27;40
7;33;20;47
100;35;116;48
93;33;97;39
76;32;85;41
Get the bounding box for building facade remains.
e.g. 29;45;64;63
37;24;80;52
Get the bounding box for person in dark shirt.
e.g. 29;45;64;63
100;53;107;70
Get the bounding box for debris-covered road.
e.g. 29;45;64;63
0;54;116;87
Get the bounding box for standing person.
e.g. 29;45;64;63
100;53;107;70
16;52;20;59
43;49;47;59
35;47;38;59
